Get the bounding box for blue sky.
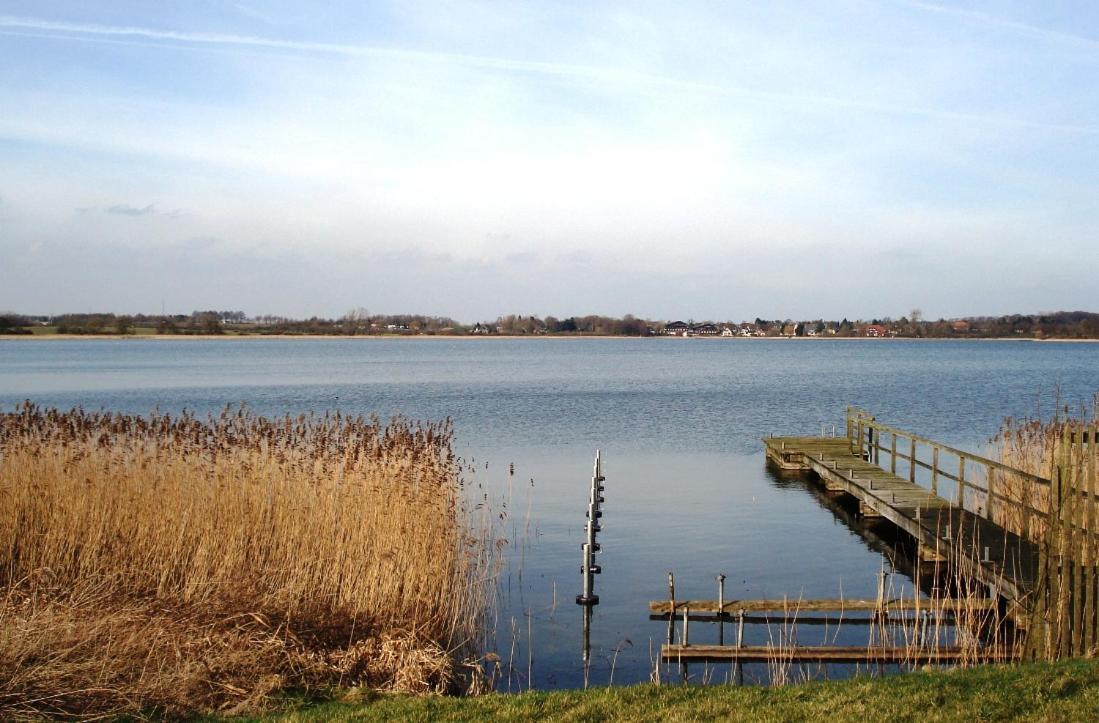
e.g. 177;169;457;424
1;1;1097;321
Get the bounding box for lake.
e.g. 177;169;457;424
1;337;1096;688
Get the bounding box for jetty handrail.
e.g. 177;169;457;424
845;407;1052;526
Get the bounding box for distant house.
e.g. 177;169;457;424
664;321;690;336
721;326;735;337
471;323;492;335
691;323;720;336
864;324;888;337
782;323;797;337
952;320;971;333
738;322;755;337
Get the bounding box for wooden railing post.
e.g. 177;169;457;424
957;457;965;509
909;437;917;483
931;447;939;496
987;461;996;524
890;433;897;474
846;408;855;454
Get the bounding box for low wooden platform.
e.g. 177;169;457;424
649;598;997;615
661;644;1013;663
763;435;1038;608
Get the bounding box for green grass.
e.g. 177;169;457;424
218;659;1099;722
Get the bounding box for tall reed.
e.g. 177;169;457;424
0;403;496;718
992;395;1097;540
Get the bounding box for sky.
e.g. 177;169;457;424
1;1;1097;322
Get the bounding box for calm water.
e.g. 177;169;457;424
1;338;1096;688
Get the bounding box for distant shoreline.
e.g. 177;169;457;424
3;333;1098;343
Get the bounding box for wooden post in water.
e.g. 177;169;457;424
717;574;726;646
735;609;745;685
667;572;676;646
682;604;690;646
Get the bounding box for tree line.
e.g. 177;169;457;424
2;310;1098;338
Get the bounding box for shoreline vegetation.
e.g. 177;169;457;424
2;310;1099;340
3;333;1099;342
233;658;1099;722
0;405;499;719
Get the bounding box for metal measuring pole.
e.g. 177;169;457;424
577;450;604;605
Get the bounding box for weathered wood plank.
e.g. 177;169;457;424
649;598;998;614
661;644;1014;663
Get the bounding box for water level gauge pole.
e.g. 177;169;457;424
577;450;603;605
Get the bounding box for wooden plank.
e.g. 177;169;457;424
661;644;1014;663
649;599;998;614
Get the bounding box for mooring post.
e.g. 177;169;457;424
735;609;745;685
682;603;690;646
876;568;885;619
717;574;726;645
667;572;676;645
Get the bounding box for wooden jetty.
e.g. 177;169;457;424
761;409;1041;607
652;410;1099;670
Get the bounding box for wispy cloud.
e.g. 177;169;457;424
902;1;1099;50
106;203;156;216
2;14;1096;136
75;204;185;218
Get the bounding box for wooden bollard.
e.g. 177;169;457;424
735;609;745;685
682;604;690;646
717;574;726;645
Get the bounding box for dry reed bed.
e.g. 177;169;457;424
993;397;1097;540
0;404;495;718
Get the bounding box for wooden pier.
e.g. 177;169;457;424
652;409;1097;671
762;410;1040;608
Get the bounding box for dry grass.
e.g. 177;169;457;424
993;395;1097;540
0;403;497;719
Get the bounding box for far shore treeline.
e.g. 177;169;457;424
2;309;1099;339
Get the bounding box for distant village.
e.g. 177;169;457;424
2;310;1098;339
